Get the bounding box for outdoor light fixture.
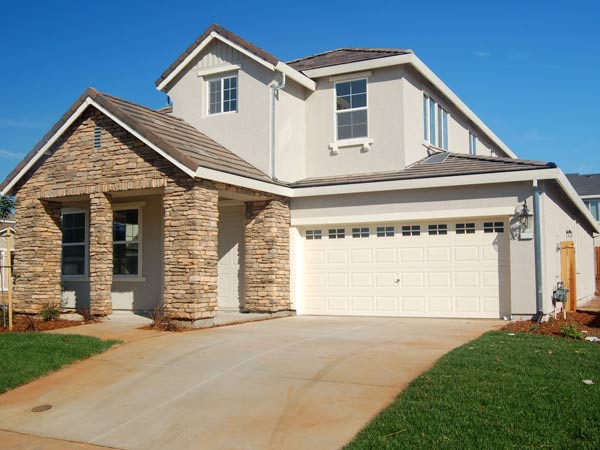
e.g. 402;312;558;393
566;229;573;239
518;200;534;240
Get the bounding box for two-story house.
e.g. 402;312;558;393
1;24;597;325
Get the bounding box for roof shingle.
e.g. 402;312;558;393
287;48;412;72
566;173;600;196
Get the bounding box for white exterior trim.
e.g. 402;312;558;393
580;194;600;199
302;53;517;159
290;207;516;227
156;31;315;92
197;64;241;78
193;166;291;196
328;71;372;82
275;62;316;91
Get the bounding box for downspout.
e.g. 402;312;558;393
533;179;544;320
270;72;286;180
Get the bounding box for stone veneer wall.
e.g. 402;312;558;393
11;108;220;321
163;179;219;322
244;199;291;312
12;199;62;313
89;192;113;316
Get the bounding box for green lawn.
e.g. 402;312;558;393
0;333;120;393
346;331;600;450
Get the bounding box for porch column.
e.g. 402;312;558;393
163;180;219;326
89;192;113;316
13;198;62;313
244;198;291;313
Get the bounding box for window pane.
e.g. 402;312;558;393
350;79;366;94
336;95;352;110
62;245;85;276
114;209;138;242
209;79;222;114
338;125;352;140
423;95;428;141
113;243;139;275
336;82;350;97
352;93;367;109
429;98;436;145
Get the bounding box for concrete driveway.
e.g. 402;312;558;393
0;316;500;450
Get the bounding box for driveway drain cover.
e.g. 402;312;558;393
31;404;52;412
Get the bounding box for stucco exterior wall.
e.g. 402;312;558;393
167;41;273;177
540;180;596;312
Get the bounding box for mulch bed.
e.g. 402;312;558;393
502;310;600;338
0;315;87;333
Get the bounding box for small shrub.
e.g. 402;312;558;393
39;302;62;322
148;305;180;331
23;315;39;332
560;322;584;340
76;307;96;322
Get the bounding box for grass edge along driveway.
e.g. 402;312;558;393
0;333;120;394
345;331;600;450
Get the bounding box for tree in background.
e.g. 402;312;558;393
0;196;15;221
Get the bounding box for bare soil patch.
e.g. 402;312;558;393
502;310;600;338
0;315;89;333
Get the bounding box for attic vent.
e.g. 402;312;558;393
93;125;102;149
423;152;450;164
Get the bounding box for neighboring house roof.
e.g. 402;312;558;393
0;87;273;194
293;153;555;187
566;173;600;196
287;48;412;72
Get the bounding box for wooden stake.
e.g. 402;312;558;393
6;229;12;331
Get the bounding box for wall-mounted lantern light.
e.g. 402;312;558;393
566;229;573;239
518;200;534;240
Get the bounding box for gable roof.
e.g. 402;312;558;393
0;87;273;195
566;173;600;196
287;48;412;72
293;153;556;187
154;24;315;92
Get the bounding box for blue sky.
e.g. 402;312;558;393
1;0;599;183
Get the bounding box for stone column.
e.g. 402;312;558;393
163;180;219;327
89;192;113;316
244;198;291;313
13;198;62;314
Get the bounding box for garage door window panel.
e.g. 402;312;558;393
402;225;420;236
456;223;476;234
377;226;395;237
484;222;504;233
352;227;369;238
306;229;322;240
329;228;346;239
428;224;448;235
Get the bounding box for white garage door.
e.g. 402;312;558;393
302;220;509;318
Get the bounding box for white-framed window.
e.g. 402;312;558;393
456;223;475;234
376;226;395;237
335;78;368;140
584;200;600;221
352;227;369;238
328;228;345;239
484;222;504;233
428;224;448;235
113;208;141;276
61;210;87;277
423;94;448;149
208;74;238;115
402;225;421;236
306;229;322;240
469;132;477;155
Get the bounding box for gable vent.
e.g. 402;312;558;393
93;125;102;149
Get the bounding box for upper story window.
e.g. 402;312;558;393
113;208;141;276
62;211;87;277
584;200;600;221
208;74;237;115
423;94;448;150
469;132;477;155
335;79;368;140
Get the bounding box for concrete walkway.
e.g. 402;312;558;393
0;316;501;450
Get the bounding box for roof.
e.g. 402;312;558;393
287;48;412;72
293;153;555;187
566;173;600;196
155;24;280;88
0;88;273;193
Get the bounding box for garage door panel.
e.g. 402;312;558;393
302;220;507;318
351;272;373;287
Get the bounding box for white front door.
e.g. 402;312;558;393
301;219;509;318
218;205;245;310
